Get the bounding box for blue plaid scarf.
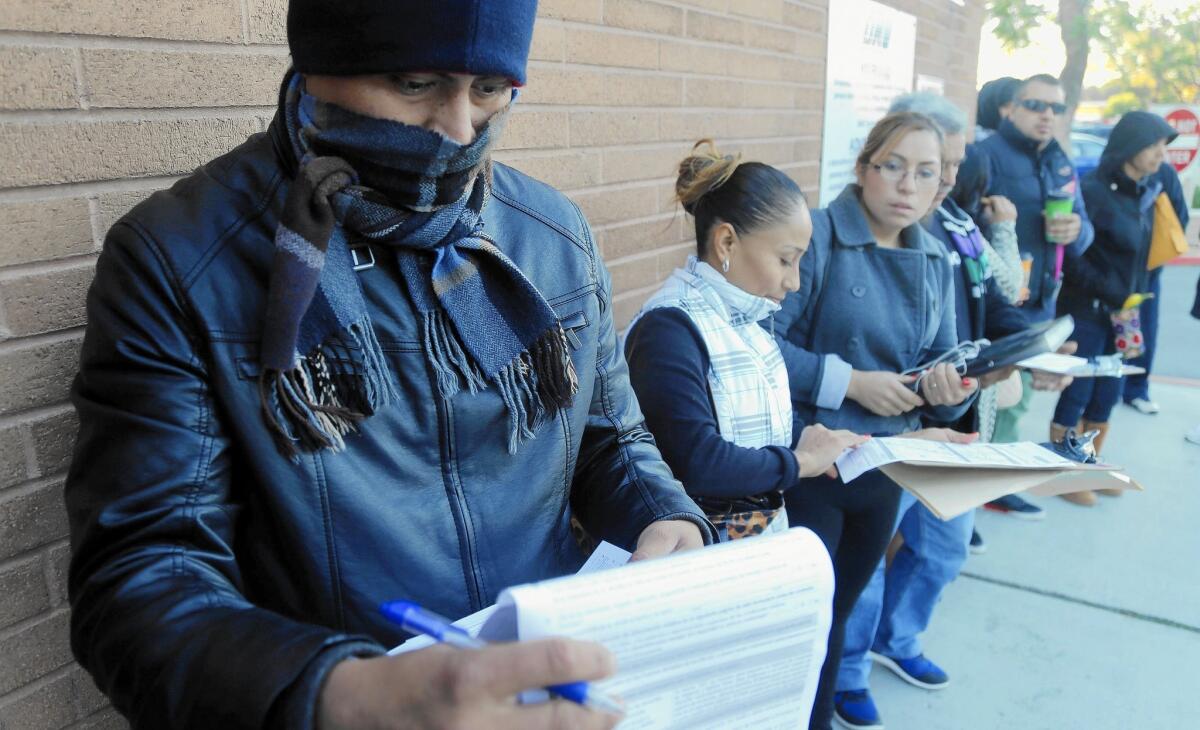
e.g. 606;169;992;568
260;72;577;457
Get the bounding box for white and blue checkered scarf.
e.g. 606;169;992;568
260;72;577;457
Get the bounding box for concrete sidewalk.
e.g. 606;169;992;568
867;266;1200;729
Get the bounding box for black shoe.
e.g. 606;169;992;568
969;529;986;555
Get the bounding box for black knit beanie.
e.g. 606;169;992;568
288;0;538;85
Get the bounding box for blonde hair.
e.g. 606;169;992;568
855;111;945;172
673;139;805;256
675;139;743;215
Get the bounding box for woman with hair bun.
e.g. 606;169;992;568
772;112;979;729
625;140;868;543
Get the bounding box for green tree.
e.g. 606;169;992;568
1102;91;1143;118
987;0;1200;123
987;0;1093;132
1093;2;1200;105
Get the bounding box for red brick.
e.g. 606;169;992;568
0;610;73;695
0;480;70;562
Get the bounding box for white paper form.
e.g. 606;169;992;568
387;541;632;655
836;437;1073;483
484;529;834;730
1018;352;1146;377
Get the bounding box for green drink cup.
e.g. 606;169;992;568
1045;192;1074;278
1044;193;1074;243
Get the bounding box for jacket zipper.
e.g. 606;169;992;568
435;395;487;611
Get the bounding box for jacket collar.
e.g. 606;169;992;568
828;184;943;258
998;118;1065;160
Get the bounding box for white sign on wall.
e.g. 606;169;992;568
818;0;917;206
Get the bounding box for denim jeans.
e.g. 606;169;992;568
1053;308;1123;427
1121;266;1161;403
835;490;973;692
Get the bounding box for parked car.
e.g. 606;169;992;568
1072;123;1114;140
1069;132;1107;179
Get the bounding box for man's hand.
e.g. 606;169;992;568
317;640;621;730
900;428;979;444
919;363;977;407
1046;212;1082;245
793;424;870;478
847;370;925;416
981;195;1017;224
1029;340;1076;391
630;520;703;562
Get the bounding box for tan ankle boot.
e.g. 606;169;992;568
1052;422;1097;505
1082;421;1122;496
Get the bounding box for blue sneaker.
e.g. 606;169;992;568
833;690;883;729
868;652;950;690
983;493;1045;520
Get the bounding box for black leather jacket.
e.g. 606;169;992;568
65;118;712;729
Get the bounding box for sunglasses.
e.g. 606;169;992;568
1019;98;1067;115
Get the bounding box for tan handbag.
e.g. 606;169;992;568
1146;193;1188;270
995;370;1023;409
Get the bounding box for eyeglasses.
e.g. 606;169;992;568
1019;98;1067;115
870;160;941;189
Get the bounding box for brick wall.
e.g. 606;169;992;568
0;1;984;727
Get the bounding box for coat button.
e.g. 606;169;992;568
851;285;866;298
847;337;861;350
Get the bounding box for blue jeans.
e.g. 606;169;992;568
835;490;973;691
1121;267;1161;403
1053;309;1123;426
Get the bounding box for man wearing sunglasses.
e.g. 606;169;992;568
975;73;1094;325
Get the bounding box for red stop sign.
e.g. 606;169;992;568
1165;108;1198;173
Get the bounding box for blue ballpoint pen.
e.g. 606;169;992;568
380;600;623;715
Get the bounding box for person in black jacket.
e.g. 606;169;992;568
1052;111;1189;502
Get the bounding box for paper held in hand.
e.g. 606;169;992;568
393;531;836;729
1017;352;1147;378
835;438;1142;521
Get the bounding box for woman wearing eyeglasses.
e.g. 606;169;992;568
772;111;978;730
